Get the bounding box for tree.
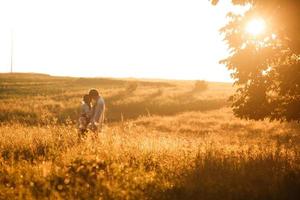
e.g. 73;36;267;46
212;0;300;121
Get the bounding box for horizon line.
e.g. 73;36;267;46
0;71;233;83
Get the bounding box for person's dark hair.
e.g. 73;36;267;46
83;94;91;104
88;89;99;99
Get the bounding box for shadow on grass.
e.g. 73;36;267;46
106;90;228;122
0;89;228;124
0;110;39;125
160;152;300;200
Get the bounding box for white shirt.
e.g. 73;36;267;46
91;96;105;124
81;103;91;117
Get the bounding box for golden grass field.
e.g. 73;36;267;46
0;73;299;200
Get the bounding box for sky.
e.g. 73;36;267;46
0;0;244;82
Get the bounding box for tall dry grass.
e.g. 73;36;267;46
0;73;299;199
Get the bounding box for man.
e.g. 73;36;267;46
88;89;105;132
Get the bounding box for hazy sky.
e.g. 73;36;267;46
0;0;244;82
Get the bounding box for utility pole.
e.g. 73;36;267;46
10;30;13;73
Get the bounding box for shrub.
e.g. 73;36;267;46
193;80;208;92
126;82;138;93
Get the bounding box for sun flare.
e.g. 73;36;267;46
245;18;266;36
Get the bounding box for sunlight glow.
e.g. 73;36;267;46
0;0;246;82
245;18;266;36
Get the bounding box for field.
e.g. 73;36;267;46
0;73;299;200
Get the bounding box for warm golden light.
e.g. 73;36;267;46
245;18;266;36
0;0;244;82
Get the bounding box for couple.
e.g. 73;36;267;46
78;89;105;137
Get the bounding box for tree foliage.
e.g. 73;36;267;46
213;0;300;121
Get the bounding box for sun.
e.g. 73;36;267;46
245;18;266;36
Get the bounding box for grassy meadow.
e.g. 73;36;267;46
0;73;299;200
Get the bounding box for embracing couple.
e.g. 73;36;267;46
78;89;105;137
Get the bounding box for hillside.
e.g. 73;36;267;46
0;73;232;124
